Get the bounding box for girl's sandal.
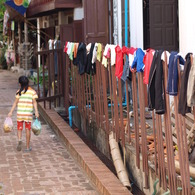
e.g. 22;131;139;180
17;141;22;151
24;147;32;152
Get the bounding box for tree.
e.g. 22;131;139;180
0;0;6;41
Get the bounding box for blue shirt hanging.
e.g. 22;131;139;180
131;48;145;72
167;52;185;95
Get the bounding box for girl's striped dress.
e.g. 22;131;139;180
16;87;38;122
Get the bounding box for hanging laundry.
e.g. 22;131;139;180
115;45;123;79
67;42;73;56
76;42;87;75
86;43;92;55
128;47;137;74
124;47;137;81
48;39;54;50
86;43;96;75
129;47;137;67
178;53;192;116
143;48;155;84
92;43;98;64
64;41;68;53
161;51;170;64
105;47;111;58
148;50;165;115
129;47;137;55
102;44;109;68
167;52;185;95
110;45;116;66
97;43;102;62
122;46;130;56
73;43;79;58
187;55;195;107
120;46;132;82
102;44;116;68
121;56;130;82
131;48;145;72
69;43;75;61
73;43;79;65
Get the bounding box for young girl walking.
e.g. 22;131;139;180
8;76;39;152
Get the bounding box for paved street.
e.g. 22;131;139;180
0;70;98;195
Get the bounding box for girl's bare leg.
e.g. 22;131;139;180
26;129;31;149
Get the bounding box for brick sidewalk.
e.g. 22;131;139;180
0;70;98;195
0;70;132;195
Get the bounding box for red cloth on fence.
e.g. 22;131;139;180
115;45;123;79
143;48;155;84
64;42;68;53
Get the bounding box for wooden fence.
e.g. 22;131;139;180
36;46;195;194
35;47;64;109
64;51;195;194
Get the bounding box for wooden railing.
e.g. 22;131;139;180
35;46;65;109
35;43;195;194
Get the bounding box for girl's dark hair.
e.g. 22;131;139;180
16;76;29;96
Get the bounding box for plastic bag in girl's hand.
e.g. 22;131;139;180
3;117;13;133
32;118;42;136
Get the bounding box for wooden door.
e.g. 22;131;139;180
84;0;109;45
60;24;74;45
143;0;150;49
144;0;178;51
73;20;84;42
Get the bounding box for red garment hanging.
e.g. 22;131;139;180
64;42;68;53
143;48;155;84
115;45;123;79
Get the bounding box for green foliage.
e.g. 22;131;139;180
0;44;7;69
29;65;49;88
0;0;6;18
0;0;6;41
23;0;29;8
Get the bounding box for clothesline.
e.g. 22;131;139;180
63;41;183;78
63;41;195;115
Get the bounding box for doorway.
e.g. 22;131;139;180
143;0;179;51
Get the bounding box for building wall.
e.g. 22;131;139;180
74;7;84;20
129;0;144;49
179;0;195;55
128;0;195;54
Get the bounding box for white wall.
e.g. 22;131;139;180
129;0;143;49
117;0;122;47
179;0;195;55
74;7;84;20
